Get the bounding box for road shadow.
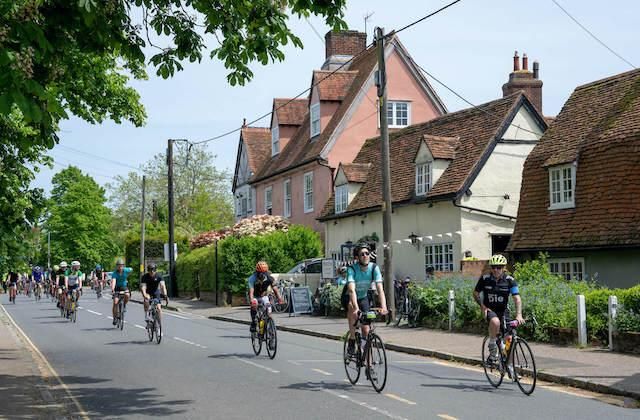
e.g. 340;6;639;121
40;320;70;324
279;381;355;392
208;353;256;359
216;335;248;340
392;364;487;383
82;327;120;332
420;382;513;394
32;316;61;319
104;340;150;346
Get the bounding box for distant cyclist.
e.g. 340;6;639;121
140;263;168;324
110;258;132;325
55;263;67;308
65;261;84;307
32;266;44;297
92;265;106;291
247;261;283;333
5;271;19;302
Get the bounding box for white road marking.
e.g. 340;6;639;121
107;316;113;320
77;306;83;310
311;368;333;376
86;310;102;316
165;312;189;320
174;337;197;346
437;415;458;420
134;324;145;329
232;356;280;374
384;393;416;405
287;360;301;366
322;389;408;420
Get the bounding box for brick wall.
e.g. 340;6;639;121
325;30;366;58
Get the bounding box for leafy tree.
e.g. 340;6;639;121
46;166;117;269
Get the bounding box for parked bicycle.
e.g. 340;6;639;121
146;297;166;344
113;291;127;330
482;316;537;395
271;278;293;313
251;302;277;359
393;277;421;327
343;309;388;393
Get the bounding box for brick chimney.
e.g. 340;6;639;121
502;51;543;113
322;30;367;70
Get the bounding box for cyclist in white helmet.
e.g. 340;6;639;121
65;261;84;306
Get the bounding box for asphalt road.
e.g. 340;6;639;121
2;289;638;420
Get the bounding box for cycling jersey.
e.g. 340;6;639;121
346;263;382;300
66;270;83;287
56;270;66;287
32;270;43;283
247;272;275;297
474;273;519;314
7;272;18;285
111;268;132;289
94;269;103;280
141;273;163;298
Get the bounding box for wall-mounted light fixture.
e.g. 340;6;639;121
408;232;419;246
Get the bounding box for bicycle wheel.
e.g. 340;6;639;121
274;290;289;313
72;304;77;323
119;301;125;330
512;338;536;395
266;319;277;359
155;313;162;344
251;326;262;356
394;302;405;327
366;333;388;393
482;336;504;388
343;335;361;385
408;301;421;328
147;313;154;342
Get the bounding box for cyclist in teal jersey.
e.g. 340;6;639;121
110;258;132;325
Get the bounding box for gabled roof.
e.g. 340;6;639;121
423;135;460;160
273;98;307;126
509;68;640;251
340;163;372;183
320;93;542;219
312;70;358;101
241;126;271;176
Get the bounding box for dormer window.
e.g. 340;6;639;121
310;103;321;137
548;163;575;209
271;125;280;156
335;184;348;214
415;162;432;196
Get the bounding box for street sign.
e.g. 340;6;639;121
163;243;178;261
321;258;335;280
289;286;312;314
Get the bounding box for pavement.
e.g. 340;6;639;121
0;289;638;419
130;292;640;401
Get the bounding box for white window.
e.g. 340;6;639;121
304;172;314;213
549;164;575;209
387;101;411;127
247;189;253;214
549;258;584;281
415;162;432;196
265;186;273;215
425;243;454;272
335;184;349;214
271;125;280;156
310;103;321;137
283;180;291;218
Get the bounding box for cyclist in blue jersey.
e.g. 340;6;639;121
110;258;132;325
32;266;44;297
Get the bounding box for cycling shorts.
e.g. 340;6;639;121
67;284;79;294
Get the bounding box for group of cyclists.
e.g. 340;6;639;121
3;258;169;329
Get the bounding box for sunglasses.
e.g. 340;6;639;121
359;252;370;257
491;266;504;270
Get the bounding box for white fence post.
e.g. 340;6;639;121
448;289;455;331
577;294;587;346
608;295;618;351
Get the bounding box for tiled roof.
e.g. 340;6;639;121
252;45;379;183
341;163;371;183
274;98;307;126
320;93;530;218
509;68;640;251
423;135;459;159
241;126;271;176
313;70;358;101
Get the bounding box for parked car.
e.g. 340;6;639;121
287;258;323;274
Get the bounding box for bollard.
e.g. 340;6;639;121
577;294;587;346
608;295;618;351
448;289;455;331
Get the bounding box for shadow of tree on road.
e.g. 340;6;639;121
208;353;256;359
104;340;151;345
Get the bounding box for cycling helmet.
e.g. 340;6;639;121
338;266;348;274
71;260;80;267
115;258;125;266
53;265;60;272
60;261;68;268
256;261;269;273
95;264;102;270
353;242;371;258
490;254;507;266
147;263;157;271
34;266;41;272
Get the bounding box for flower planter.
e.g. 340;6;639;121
612;331;640;355
548;326;578;345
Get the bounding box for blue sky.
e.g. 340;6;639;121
34;0;639;192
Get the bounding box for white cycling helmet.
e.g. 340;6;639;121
60;261;68;268
71;260;80;267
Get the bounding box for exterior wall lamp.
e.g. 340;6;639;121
408;232;419;245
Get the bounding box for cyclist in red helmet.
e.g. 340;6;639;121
248;261;283;333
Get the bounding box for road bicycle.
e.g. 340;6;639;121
113;291;128;330
271;279;292;313
65;289;78;323
34;283;42;302
393;277;421;328
251;302;277;359
343;309;388;393
94;281;102;299
146;297;165;344
482;316;537;395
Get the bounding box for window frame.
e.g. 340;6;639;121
386;101;412;128
271;124;280;156
415;162;432;196
424;243;454;272
264;186;273;215
548;163;576;210
335;184;349;214
310;103;321;138
304;172;314;213
549;257;585;281
283;179;291;218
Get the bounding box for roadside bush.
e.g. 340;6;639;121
175;245;217;293
615;307;640;333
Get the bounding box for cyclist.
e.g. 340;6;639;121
247;261;283;333
336;266;348;286
140;263;168;323
65;261;83;315
32;266;44;298
110;258;132;325
92;264;106;291
55;263;67;308
5;271;19;302
473;254;525;362
345;243;388;356
24;271;33;297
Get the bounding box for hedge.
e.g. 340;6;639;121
124;232;189;288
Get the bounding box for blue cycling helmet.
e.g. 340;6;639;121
95;264;102;270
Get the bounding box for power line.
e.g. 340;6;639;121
551;0;635;69
49;157;118;181
56;144;142;172
305;18;325;44
390;0;463;37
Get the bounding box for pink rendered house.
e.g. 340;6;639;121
232;30;447;236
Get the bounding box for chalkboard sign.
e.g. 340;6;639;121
289;286;312;314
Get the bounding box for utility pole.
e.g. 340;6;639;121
47;231;50;272
167;139;178;297
375;27;395;320
140;175;146;277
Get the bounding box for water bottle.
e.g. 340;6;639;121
499;338;506;356
505;334;512;352
259;319;265;334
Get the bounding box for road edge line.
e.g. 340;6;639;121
0;304;90;419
